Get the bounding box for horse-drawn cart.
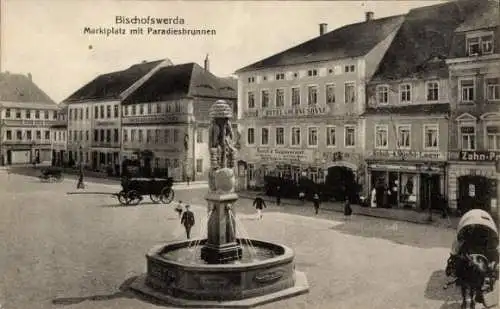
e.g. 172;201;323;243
116;177;175;206
38;167;64;182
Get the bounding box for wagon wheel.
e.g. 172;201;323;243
117;191;130;205
127;190;142;206
150;194;161;204
160;187;174;204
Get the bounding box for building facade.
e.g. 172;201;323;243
446;0;500;214
50;103;68;166
0;72;58;165
236;13;405;194
121;61;237;182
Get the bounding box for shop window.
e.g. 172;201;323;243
344;125;355;147
375;125;388;148
486;126;500;150
486;78;500;101
326;84;336;104
275;127;284;145
400;84;411;103
424;124;439;149
397;125;411;149
308;127;318;146
376;85;389;104
247;128;255;145
326;126;336;146
275;89;284;107
291;127;301;146
460;126;476;150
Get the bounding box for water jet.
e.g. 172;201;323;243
130;100;309;307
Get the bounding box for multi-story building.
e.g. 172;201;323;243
63;59;173;173
120;59;237;182
235;12;405;193
0;72;58;165
50;103;68;166
446;0;500;214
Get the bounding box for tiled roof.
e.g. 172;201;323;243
122;63;237;105
235;15;405;73
362;103;450;116
63;60;163;103
455;0;499;32
0;72;55;105
370;0;484;82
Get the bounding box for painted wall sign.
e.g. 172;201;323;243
368;150;445;160
122;114;188;125
457;151;500;162
255;147;313;163
2;119;55;127
95;121;118;126
323;151;360;162
261;106;329;118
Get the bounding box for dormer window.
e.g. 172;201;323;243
376;85;389;104
307;69;317;77
467;33;494;56
248;77;255;83
275;73;285;80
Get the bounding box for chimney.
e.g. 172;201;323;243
141;60;147;64
27;73;32;80
365;11;374;22
319;23;328;36
204;54;210;71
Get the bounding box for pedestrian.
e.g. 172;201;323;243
370;187;377;208
313;193;320;215
344;196;352;220
253;194;267;220
298;191;305;204
276;185;281;206
187;176;190;186
76;165;85;189
180;204;195;239
175;201;183;218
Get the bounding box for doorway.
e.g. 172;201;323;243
420;174;441;210
457;175;493;214
6;150;12;165
326;166;357;201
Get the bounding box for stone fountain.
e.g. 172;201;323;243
130;100;309;307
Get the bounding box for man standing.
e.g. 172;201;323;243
313;193;320;215
276;185;282;206
253;194;267;220
76;164;85;189
181;205;195;239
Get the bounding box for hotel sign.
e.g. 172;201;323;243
368;150;446;161
450;151;500;161
263;106;329;118
255;147;313;163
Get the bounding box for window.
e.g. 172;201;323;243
291;87;300;106
486;126;500;150
166;103;171;113
486;78;500;101
86;130;89;141
35;110;40;119
344;82;355;104
156;103;162;113
424;125;439;149
248;77;255;83
6;130;12;140
275;89;284;107
397;125;411;149
114;129;119;142
146;129;152;143
15;110;21;119
139;104;144;115
307;69;317;77
16;130;22;140
196;159;203;173
131;129;136;142
85;108;89;119
26;130;32;140
173;129;179;143
275;73;285;80
105;129;110;142
261;128;269;145
165;158;170;168
69;109;72;119
138;130;143;142
147;104;152;114
344;126;355;147
307;86;318;105
174;159;179;168
467;34;493;56
344;65;355;73
79;109;83;120
308;127;318;146
275;127;284;145
247;92;255;109
261;90;269;108
131;105;136;116
43;110;48;119
52;111;57;119
44;130;50;140
375;125;388;148
400;84;411;103
175;101;181;112
123;106;129;116
114;105;119;118
26;110;31;119
291;127;301;146
94;130;98;142
79;130;82;141
426;81;439;101
196;129;203;143
326;126;336;146
247;128;255;145
164;129;170;143
123;129;128;142
460;79;475;102
460;126;475;150
376;85;389;104
5;109;10;118
94;106;99;119
326;84;336;104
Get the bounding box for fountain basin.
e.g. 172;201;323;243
130;238;309;308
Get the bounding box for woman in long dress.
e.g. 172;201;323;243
370;187;377;208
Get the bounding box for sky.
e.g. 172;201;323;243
1;0;445;103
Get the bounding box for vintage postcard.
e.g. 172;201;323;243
0;0;499;309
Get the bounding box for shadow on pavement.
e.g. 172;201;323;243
424;270;461;302
329;220;453;249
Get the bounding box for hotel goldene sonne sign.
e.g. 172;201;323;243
263;106;329;118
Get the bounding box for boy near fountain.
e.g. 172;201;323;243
253;194;267;220
181;205;195;239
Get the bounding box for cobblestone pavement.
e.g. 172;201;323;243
0;171;497;309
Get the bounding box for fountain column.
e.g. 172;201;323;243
201;100;243;264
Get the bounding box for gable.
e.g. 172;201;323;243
456;112;477;122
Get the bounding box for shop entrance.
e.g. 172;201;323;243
420;174;441;210
6;150;11;165
326;166;357;201
457;175;493;214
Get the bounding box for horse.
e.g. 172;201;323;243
445;253;490;309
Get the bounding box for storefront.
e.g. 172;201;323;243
366;150;447;209
448;151;499;215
